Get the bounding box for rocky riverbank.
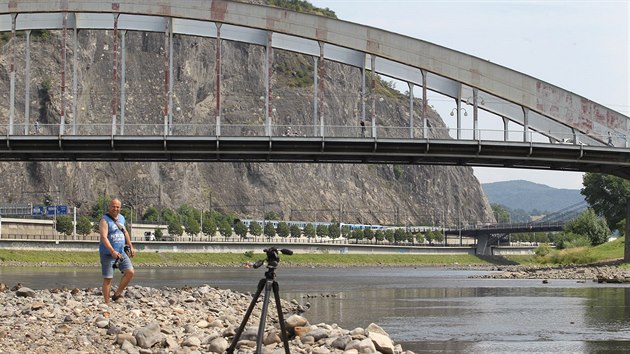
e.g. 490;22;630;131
472;264;630;283
0;283;413;354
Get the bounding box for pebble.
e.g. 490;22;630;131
0;283;415;354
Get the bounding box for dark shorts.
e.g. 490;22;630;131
100;252;133;278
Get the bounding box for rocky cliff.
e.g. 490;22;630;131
0;9;494;226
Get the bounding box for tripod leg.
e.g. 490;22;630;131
255;280;274;354
227;278;266;354
272;281;291;354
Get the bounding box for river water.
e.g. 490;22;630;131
2;266;630;353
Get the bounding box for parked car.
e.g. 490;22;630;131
144;231;156;241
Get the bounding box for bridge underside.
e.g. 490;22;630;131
2;136;630;178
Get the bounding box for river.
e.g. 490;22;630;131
1;265;630;353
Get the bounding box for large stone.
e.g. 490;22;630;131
304;328;329;341
263;330;282;345
294;326;311;338
366;323;389;337
358;338;377;354
134;322;164;349
117;333;137;346
182;336;201;347
208;337;229;353
368;331;395;354
285;314;309;331
16;287;36;298
331;335;352;350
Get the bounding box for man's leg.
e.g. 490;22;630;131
102;278;113;304
113;268;135;298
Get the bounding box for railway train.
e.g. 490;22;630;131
240;219;386;232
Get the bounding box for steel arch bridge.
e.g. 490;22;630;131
0;0;628;177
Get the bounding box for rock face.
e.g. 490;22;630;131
0;9;494;226
0;283;415;354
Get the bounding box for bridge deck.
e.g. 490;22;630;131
2;135;629;178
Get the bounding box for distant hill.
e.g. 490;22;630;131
482;180;585;213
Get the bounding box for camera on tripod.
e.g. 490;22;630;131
228;246;294;354
253;247;293;269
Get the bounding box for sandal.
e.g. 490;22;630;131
112;294;121;301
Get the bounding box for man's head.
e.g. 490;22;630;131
108;198;122;218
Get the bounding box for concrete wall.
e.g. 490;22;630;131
0;217;168;241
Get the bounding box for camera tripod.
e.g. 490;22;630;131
227;248;292;354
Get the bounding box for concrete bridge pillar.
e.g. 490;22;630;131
476;234;492;256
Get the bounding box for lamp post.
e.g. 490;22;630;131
123;203;134;240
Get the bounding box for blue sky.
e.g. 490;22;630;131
309;0;629;189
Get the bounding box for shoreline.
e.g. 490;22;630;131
4;260;630;283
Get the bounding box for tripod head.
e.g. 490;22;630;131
253;247;293;269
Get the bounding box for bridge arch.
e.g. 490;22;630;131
0;0;628;178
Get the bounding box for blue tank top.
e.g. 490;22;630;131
99;214;127;255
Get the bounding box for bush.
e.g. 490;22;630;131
534;243;552;257
55;216;74;236
547;247;597;265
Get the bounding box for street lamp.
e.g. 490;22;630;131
123;203;134;239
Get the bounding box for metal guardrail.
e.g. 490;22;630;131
4;123;626;147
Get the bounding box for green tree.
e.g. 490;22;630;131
406;231;415;243
202;218;217;238
564;208;611;246
384;229;394;243
363;228;374;243
218;219;233;238
154;228;163;240
55;216;74;236
581;173;630;232
264;211;280;220
304;223;316;238
76;216;93;237
431;230;445;244
234;221;248;238
328;223;341;239
90;195;111;220
374;230;385;244
341;225;351;238
394;228;406;243
276;222;290;238
351;228;364;243
168;220;183;237
290;224;301;238
491;204;511;223
162;208;178;224
143;206;160;223
264;222;276;238
316;224;329;238
184;215;201;236
415;232;425;244
121;206;134;223
424;232;434;245
249;222;263;237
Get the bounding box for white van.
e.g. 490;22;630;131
144;231;156;241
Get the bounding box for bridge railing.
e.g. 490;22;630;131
3;122;626;147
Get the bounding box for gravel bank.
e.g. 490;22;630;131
472;264;630;283
0;282;414;354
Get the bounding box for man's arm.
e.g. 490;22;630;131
99;218;120;259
